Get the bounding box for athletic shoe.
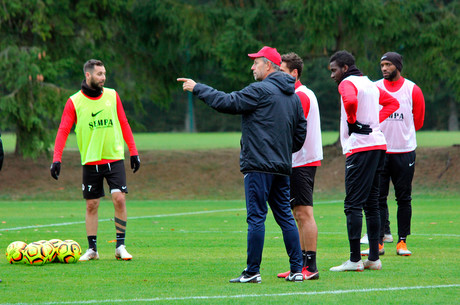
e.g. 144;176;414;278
361;243;385;256
229;269;261;283
329;260;364;272
277;270;290;278
79;248;99;261
396;240;412;256
115;245;132;260
363;259;382;270
362;234;393;244
285;272;303;282
360;234;369;244
383;234;394;243
302;267;319;280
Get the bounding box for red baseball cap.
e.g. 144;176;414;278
248;46;281;66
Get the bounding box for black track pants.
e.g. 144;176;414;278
344;150;386;242
379;151;416;238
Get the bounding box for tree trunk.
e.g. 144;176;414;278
448;99;459;131
14;127;24;156
185;92;196;132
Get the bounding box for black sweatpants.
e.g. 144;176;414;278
344;150;385;260
379;151;416;238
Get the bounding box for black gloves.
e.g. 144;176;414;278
347;120;372;136
50;161;61;180
50;157;139;179
130;155;140;173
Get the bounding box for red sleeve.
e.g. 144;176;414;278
378;88;400;123
53;99;76;162
412;85;425;130
296;91;310;118
338;80;358;123
116;93;138;156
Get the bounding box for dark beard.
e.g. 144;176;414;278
81;80;102;98
384;69;398;81
90;78;103;90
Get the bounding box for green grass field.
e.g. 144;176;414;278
0;195;458;304
1;131;459;152
1;132;458;303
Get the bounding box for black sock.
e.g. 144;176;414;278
349;239;361;262
116;233;125;248
399;236;407;243
306;251;317;272
368;239;379;261
87;235;97;251
302;250;307;267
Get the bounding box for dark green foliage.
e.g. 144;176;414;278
0;0;458;157
0;0;124;157
0;46;69;157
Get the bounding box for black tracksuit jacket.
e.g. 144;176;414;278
193;71;307;176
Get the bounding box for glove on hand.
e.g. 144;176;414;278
347;120;372;136
130;155;140;173
50;161;61;180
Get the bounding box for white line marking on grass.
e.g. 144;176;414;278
128;208;245;220
0;209;245;232
413;233;460;237
0;200;342;232
1;284;458;304
0;221;87;232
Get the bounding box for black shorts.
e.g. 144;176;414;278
290;166;317;208
82;160;128;199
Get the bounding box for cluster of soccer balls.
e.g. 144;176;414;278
5;239;81;265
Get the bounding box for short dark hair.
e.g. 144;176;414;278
329;50;355;68
281;52;304;78
83;59;104;73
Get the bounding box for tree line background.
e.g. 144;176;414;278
0;0;458;158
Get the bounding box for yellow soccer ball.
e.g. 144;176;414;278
48;239;63;263
5;241;28;264
24;242;48;266
57;240;81;263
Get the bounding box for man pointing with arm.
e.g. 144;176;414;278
178;46;307;283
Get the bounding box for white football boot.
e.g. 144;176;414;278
361;243;385;256
362;233;393;244
79;248;99;261
115;245;132;260
363;259;382;270
383;234;394;243
360;234;369;244
330;260;364;272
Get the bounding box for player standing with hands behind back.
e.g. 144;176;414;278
361;52;425;257
50;59;140;261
